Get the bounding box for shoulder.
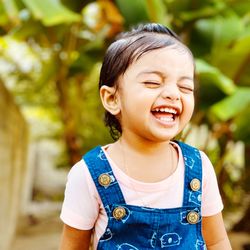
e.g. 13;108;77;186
198;151;224;216
173;141;218;182
67;159;89;182
199;151;218;180
174;141;213;167
173;140;202;164
61;159;101;230
68;159;86;178
65;159;98;199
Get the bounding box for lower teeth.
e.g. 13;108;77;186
159;117;173;122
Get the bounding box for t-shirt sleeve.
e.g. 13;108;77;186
201;151;224;217
60;160;99;230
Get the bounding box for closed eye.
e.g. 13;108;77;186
178;85;194;93
143;81;161;88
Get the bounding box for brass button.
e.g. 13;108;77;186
113;206;126;220
98;173;111;187
190;178;201;191
187;211;200;224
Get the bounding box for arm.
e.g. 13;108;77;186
202;212;232;250
59;224;92;250
59;161;99;250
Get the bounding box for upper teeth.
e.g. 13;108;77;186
155;108;177;114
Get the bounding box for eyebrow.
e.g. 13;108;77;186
179;76;194;81
136;70;164;78
136;70;194;81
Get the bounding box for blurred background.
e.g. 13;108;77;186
0;0;249;249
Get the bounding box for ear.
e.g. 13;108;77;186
100;85;121;115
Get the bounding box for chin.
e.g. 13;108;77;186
147;132;178;143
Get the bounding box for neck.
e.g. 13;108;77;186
110;132;176;182
118;131;172;156
107;131;177;182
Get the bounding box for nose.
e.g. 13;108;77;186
161;84;180;101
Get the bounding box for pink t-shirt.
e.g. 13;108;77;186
60;142;223;249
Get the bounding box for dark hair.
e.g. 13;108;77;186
99;23;192;140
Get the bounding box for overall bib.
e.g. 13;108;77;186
83;141;206;249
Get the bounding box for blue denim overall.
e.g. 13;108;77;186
83;141;206;249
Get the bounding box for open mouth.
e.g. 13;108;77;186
151;107;180;123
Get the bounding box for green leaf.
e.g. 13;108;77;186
2;0;20;23
179;3;225;21
21;0;81;26
0;3;9;25
195;12;243;49
233;106;250;144
211;31;250;80
115;0;150;26
230;0;250;16
210;87;250;121
10;20;44;39
195;59;237;95
145;0;168;24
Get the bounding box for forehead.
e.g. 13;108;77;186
125;45;194;78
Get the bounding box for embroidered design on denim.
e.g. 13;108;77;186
195;239;207;250
99;228;113;241
97;149;108;161
188;191;202;205
180;208;201;225
105;205;112;214
183;156;195;169
150;232;157;248
117;243;139;249
193;149;201;159
160;232;182;248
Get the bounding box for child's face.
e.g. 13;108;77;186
116;45;195;143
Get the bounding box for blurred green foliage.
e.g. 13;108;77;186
0;0;250;229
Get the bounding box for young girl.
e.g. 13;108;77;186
59;23;232;249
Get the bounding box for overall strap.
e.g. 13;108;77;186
83;146;126;209
176;141;203;208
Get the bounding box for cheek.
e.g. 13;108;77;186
183;95;195;114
